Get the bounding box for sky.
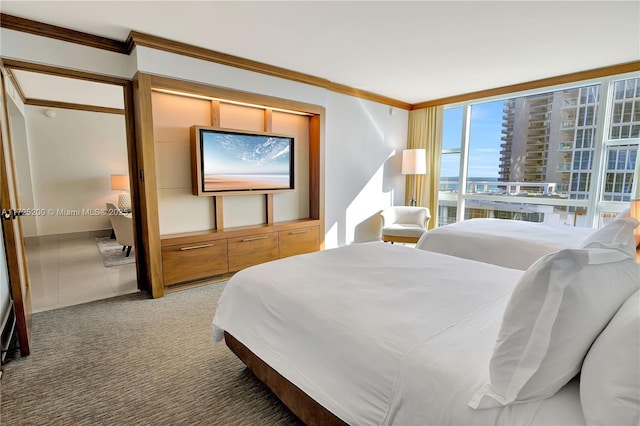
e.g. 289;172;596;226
441;100;505;180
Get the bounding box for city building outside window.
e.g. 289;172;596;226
437;74;640;228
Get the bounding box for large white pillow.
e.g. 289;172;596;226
469;247;640;409
581;290;640;426
580;217;639;256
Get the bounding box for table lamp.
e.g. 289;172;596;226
110;174;131;211
402;149;426;207
631;198;640;247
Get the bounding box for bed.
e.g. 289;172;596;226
212;218;640;426
415;218;597;270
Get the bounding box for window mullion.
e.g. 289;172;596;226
588;77;613;226
457;104;471;222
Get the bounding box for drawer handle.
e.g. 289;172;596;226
290;229;311;235
241;236;269;242
180;243;214;251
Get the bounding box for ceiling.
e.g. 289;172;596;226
2;1;639;107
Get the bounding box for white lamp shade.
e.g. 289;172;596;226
401;149;427;175
631;199;640;246
110;174;130;191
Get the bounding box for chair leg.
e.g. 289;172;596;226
122;246;126;252
125;246;132;257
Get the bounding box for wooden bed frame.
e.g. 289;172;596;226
224;332;347;426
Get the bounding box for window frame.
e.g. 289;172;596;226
438;71;640;228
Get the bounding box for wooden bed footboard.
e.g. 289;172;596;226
224;332;347;426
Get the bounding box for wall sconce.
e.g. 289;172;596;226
110;174;131;211
402;149;427;207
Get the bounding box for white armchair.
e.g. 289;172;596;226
380;206;431;244
106;202;134;257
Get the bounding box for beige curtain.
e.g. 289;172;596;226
405;106;443;229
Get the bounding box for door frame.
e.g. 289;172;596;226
0;60;148;356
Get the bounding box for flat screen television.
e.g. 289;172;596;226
190;126;295;196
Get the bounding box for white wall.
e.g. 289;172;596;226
2;32;409;247
324;92;407;247
0;28;134;79
134;47;408;247
24;106;128;236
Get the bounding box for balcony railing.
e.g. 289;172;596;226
558;142;574;151
439;180;557;195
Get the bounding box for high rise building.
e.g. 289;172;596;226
499;85;600;200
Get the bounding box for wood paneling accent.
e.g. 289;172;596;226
412;61;640;109
0;13;128;54
150;75;325;115
279;226;319;258
162;239;228;286
264;108;273;132
228;232;278;272
159;220;320;286
23;98;124;115
121;80;146;295
210;100;221;128
132;72;164;298
309;115;321;221
214;196;224;230
161;219;319;246
266;193;274;226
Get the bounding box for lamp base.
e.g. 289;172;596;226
118;192;131;211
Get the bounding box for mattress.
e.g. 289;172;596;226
416;218;596;270
212;242;586;425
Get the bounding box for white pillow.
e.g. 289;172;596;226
469;248;640;409
580;217;639;256
581;290;640;426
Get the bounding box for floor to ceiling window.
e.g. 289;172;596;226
437;73;640;228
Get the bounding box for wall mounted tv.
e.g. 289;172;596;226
190;126;295;196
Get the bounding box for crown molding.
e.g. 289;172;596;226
127;31;412;110
412;61;640;110
0;13;128;54
23;98;124;115
0;13;411;109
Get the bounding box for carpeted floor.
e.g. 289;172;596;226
0;282;301;425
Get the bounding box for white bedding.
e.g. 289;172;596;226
416;218;596;270
212;242;586;425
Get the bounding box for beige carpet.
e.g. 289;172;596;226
0;282;301;425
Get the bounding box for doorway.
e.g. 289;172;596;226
3;62;140;313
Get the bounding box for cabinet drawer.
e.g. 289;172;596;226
228;233;278;272
279;226;319;258
162;239;228;286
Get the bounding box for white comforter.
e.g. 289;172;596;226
212;242;585;425
416;218;595;270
